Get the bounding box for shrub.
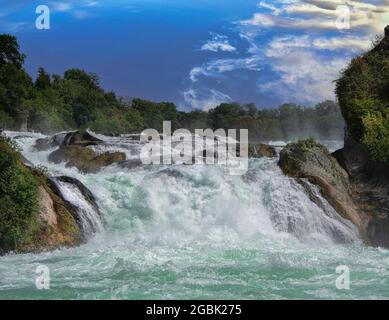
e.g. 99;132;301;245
0;136;39;251
336;31;389;165
362;111;389;163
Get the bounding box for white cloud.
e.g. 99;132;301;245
312;36;371;51
190;57;262;82
201;41;236;53
260;35;350;103
201;33;237;52
258;1;282;15
73;11;92;19
83;1;100;7
241;13;276;27
50;1;101;16
52;2;73;12
183;89;232;110
0;21;30;33
184;0;388;108
241;0;389;32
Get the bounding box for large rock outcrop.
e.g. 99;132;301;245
279;140;366;238
332;132;389;247
279;138;389;247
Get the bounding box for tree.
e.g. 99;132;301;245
35;67;51;90
0;34;25;67
0;34;33;120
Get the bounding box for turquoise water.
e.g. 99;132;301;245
1;132;388;300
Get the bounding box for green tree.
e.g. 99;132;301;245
35;67;51;90
0;34;33;119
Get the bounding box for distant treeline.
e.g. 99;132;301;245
0;34;344;141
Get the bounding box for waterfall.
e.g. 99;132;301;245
48;176;105;238
4;130;359;245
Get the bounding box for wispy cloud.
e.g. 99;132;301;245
201;33;237;53
183;88;232;110
0;20;31;33
51;2;73;12
260;35;349;103
183;0;386;109
189;56;261;82
242;0;389;32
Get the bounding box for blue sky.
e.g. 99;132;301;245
0;0;388;110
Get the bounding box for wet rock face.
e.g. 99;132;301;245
332;132;389;248
34;137;56;151
48;145;126;173
61;131;103;147
279;137;389;248
279;140;366;237
36;184;82;249
367;218;389;248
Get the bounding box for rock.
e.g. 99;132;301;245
34;137;56;151
38;186;59;227
279;139;366;237
36;185;82;249
34;130;103;151
48;146;126;173
47;176;105;236
332;131;389;248
61;130;103;147
33;132;71;151
248;144;276;158
91;151;126;170
48;145;96;166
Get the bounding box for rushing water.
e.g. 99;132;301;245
0;132;389;300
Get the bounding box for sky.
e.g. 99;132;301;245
0;0;388;110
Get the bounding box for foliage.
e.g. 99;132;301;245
0;135;39;251
361;111;389;163
336;32;389;164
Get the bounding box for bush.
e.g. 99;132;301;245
336;32;389;165
0;136;39;251
362;111;389;163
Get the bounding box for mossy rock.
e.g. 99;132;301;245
278;139;365;235
48;145;126;173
